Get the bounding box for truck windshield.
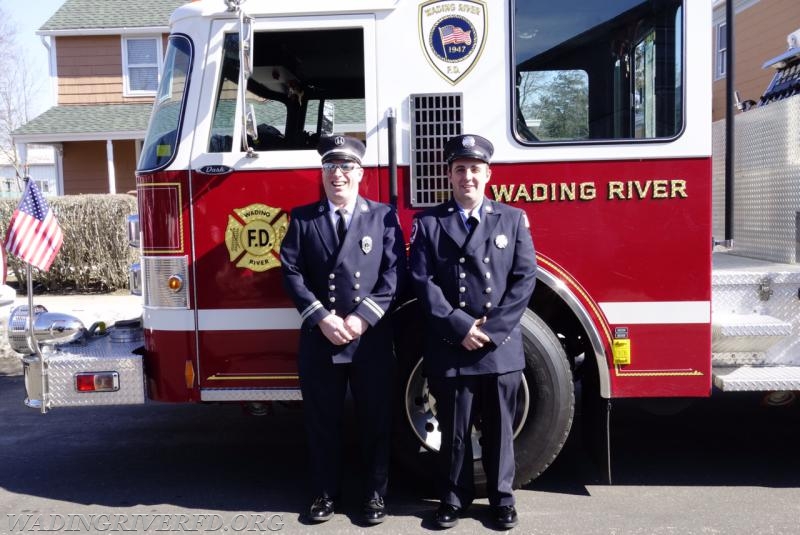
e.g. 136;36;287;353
513;0;683;143
138;34;193;171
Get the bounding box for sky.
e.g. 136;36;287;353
4;0;68;117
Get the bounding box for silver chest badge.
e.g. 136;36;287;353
361;236;373;254
494;234;508;249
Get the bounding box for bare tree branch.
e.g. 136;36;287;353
0;5;45;188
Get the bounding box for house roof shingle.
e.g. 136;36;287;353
39;0;187;32
13;104;153;143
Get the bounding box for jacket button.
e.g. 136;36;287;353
353;283;360;290
485;272;491;279
459;257;465;263
485;302;492;308
459;287;466;293
485;287;492;294
329;285;336;291
355;271;361;278
354;296;361;303
459;301;466;308
483;257;490;264
329;273;335;280
329;297;336;303
459;273;466;279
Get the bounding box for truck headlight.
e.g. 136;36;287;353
7;306;86;355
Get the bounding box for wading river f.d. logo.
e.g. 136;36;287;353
419;0;487;85
225;204;288;272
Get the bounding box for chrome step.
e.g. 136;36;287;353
713;366;800;391
711;312;791;355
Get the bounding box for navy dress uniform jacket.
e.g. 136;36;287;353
280;196;406;364
409;198;536;377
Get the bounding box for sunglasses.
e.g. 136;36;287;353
322;162;360;173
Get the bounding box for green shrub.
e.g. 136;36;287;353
0;194;138;293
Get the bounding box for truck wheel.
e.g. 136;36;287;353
394;308;575;492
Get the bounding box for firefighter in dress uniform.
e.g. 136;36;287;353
280;135;406;525
409;134;536;530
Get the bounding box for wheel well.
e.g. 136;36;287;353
530;280;605;397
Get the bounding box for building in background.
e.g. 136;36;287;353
712;0;800;121
12;0;186;195
0;145;57;198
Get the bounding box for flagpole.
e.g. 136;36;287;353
7;176;62;414
26;252;48;414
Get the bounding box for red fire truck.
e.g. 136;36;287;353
13;0;800;487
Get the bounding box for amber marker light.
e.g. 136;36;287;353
185;360;196;389
167;275;183;292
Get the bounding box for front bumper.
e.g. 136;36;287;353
23;329;145;410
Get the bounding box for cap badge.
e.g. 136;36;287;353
334;136;345;146
494;234;508;249
462;136;476;149
361;236;373;254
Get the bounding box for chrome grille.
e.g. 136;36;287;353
410;93;462;207
142;256;189;308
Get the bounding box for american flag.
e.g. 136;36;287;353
439;25;473;46
4;179;63;271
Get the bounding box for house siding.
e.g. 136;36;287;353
712;0;800;121
62;140;136;194
56;35;164;105
112;140;138;194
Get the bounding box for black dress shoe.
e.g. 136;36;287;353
434;503;461;529
492;505;518;529
362;497;386;525
309;496;335;522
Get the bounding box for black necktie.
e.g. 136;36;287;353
466;215;479;239
336;209;347;244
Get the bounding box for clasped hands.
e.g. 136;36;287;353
319;313;368;345
461;316;490;351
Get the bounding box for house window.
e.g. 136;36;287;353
123;37;162;95
716;22;727;79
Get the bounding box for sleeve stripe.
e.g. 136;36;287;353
300;301;323;321
363;297;384;319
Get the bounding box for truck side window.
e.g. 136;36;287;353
138;34;192;171
209;29;366;153
513;0;683;143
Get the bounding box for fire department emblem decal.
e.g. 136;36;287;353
419;0;487;85
224;203;288;272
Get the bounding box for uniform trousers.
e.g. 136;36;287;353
428;370;521;508
297;337;393;501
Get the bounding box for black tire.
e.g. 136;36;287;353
393;304;575;493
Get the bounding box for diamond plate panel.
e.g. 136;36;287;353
713;313;791;337
25;337;146;408
201;388;302;401
712;96;800;263
713;365;800;391
711;352;766;366
712;254;800;366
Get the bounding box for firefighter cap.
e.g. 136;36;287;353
444;134;494;164
317;135;366;165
